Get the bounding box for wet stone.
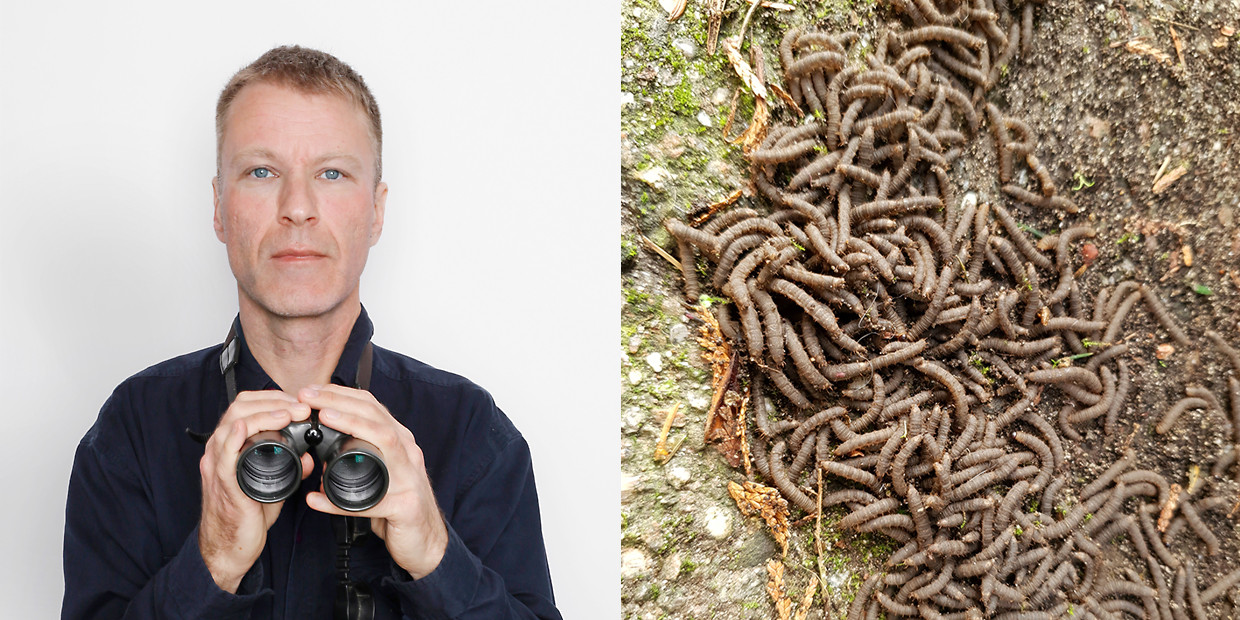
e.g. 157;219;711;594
736;530;777;567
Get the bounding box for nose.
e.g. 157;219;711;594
277;173;318;226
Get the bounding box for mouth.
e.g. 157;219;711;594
271;247;327;261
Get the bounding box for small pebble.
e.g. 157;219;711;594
629;335;643;353
697;110;713;128
1220;205;1234;227
629;369;644;384
634;166;672;191
622;408;645;434
669;323;690;343
621;548;651;579
668;466;691;488
705;506;732;539
689;392;710;410
673;38;697;60
621;472;642;502
646;352;664;373
661;552;683;580
621;91;635;108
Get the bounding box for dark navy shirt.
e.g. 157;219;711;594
63;308;561;619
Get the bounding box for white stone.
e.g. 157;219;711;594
629;335;643;353
712;87;731;105
705;505;732;539
669;322;690;343
673;38;697;60
622;408;645;434
621;471;642;502
645;352;664;373
621;547;651;579
621;91;635;108
629;369;644;385
661;551;683;580
689;392;710;410
697;110;713;127
632;7;644;18
668;466;691;488
634;166;672;191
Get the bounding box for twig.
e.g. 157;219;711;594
737;0;763;46
653;402;682;464
640;234;682;270
1150;15;1199;31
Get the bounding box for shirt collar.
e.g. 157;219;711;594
230;305;375;393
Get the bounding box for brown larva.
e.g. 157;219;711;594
1154;396;1209;435
768;441;819;513
902;25;987;50
1139;284;1191;347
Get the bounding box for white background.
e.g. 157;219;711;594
0;1;616;617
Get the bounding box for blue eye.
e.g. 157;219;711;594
250;168;272;179
323;169;341;180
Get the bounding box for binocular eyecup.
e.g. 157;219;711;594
236;419;388;511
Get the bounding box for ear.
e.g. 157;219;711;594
212;176;226;243
369;181;388;246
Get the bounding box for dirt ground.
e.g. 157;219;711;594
620;0;1240;618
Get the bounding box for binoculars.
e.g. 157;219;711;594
236;416;389;511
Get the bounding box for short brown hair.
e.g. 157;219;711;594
215;45;383;182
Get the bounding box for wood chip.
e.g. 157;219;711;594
690;189;744;226
1170;26;1186;70
1156;343;1176;360
1125;38;1173;65
652;402;682;464
1152;165;1188;194
1158;484;1182;531
666;0;687;21
1181;244;1193;267
640;234;682;270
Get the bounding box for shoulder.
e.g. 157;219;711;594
79;345;220;460
369;344;522;453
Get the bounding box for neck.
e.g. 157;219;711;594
237;293;361;395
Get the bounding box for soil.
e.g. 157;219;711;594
620;1;1240;618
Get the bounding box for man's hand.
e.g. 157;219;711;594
297;385;450;579
198;390;314;592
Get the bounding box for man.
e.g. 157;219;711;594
62;46;561;619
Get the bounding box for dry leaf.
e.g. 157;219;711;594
1125;38;1173;65
1152;165;1188;194
794;575;819;620
738;98;771;155
705;0;726;55
766;560;793;620
690;189;744;226
700;308;746;467
729;480;791;556
721;35;770;102
768;82;804;117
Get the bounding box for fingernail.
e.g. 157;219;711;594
302;387;319;398
322;409;340;420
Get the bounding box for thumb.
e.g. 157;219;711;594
301;452;315;480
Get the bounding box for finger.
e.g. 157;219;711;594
315;407;409;464
218;408;301;460
297;385;381;420
300;452;315;481
306;490;375;518
217;398;312;430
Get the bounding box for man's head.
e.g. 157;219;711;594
212;46;388;321
216;45;383;183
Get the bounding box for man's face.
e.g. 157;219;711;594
213;82;387;320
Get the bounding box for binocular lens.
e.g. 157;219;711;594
324;452;387;511
238;443;301;502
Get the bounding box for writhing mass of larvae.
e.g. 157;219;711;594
666;1;1240;617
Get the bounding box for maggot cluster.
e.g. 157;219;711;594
666;0;1240;617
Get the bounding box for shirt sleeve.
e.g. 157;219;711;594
61;394;271;619
384;434;562;620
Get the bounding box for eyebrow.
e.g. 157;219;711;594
231;148;364;168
